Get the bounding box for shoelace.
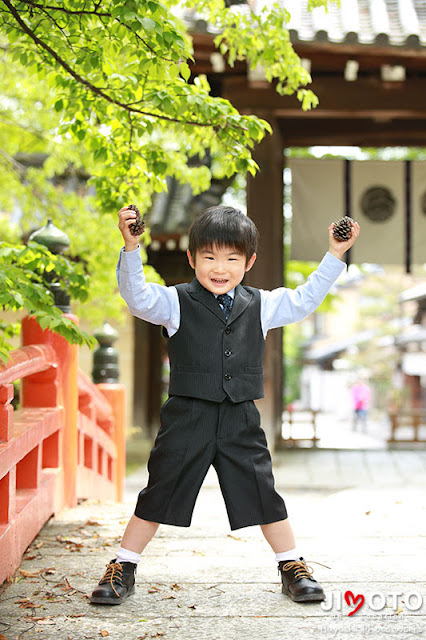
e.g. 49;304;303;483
99;561;124;598
279;558;331;579
280;560;313;579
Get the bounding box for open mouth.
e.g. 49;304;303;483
211;279;228;285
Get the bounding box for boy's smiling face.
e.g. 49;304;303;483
187;244;256;295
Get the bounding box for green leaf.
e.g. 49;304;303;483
180;62;191;81
37;316;51;330
141;18;156;31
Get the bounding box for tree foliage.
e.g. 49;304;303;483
0;0;334;359
0;0;328;208
0;240;96;362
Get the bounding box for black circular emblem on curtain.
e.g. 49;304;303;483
360;186;396;222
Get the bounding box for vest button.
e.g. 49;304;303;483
224;350;232;357
225;327;231;334
224;373;232;381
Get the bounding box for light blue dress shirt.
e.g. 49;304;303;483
116;247;346;338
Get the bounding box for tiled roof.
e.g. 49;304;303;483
303;330;375;362
260;0;426;48
399;282;426;303
149;176;233;236
182;1;426;49
395;324;426;346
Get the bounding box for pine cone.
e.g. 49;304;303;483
333;215;354;242
127;204;145;237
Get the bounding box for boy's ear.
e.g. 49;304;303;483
187;249;195;270
245;253;257;272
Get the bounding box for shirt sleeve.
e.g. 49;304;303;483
260;252;346;336
116;246;180;337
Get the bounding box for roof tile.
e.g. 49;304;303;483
282;0;426;47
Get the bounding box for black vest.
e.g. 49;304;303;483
166;278;265;403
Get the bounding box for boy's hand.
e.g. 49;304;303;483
118;206;143;252
328;220;360;260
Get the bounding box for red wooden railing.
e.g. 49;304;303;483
0;315;125;585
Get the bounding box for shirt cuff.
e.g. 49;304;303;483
118;245;143;272
324;251;347;274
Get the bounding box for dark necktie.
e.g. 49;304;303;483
217;293;233;321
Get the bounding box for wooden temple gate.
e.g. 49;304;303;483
187;1;426;446
137;1;426;446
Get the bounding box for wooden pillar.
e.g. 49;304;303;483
133;318;163;438
245;115;284;450
97;384;126;501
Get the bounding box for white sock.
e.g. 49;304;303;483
275;548;300;563
116;546;142;571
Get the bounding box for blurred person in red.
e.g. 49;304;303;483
350;379;371;432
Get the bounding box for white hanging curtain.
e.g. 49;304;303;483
412;160;426;266
289;157;344;262
288;158;423;266
350;160;404;264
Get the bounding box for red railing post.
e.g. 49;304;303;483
0;383;14;442
21;315;79;508
96;384;126;501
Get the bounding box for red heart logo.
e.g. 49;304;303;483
344;590;365;616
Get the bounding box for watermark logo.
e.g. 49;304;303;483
321;589;423;616
318;621;424;636
344;590;364;616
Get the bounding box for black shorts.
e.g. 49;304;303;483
134;396;287;530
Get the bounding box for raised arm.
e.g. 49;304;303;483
116;206;180;334
260;220;360;334
260;252;345;333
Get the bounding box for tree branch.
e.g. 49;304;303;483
0;147;27;175
0;115;46;140
127;112;134;170
2;0;224;129
14;0;110;17
13;0;175;62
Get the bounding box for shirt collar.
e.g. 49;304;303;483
213;288;235;300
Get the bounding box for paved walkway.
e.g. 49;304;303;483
1;449;425;640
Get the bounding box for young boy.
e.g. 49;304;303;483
90;205;359;605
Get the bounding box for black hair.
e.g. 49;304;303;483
188;206;258;263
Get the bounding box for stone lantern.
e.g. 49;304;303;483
28;218;71;312
92;322;119;384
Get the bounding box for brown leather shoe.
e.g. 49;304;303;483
90;559;136;605
278;557;325;602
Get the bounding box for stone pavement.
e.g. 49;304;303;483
1;449;425;640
